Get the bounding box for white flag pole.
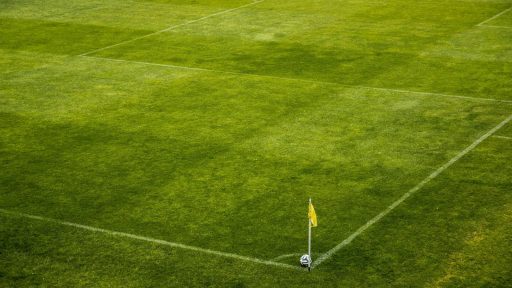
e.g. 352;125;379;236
308;198;312;271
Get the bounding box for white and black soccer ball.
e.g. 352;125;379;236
299;254;311;267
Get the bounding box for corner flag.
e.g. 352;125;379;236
305;198;317;271
308;201;317;227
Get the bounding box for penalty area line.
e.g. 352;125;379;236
492;135;512;140
0;208;300;271
79;0;264;56
80;55;512;104
478;24;512;29
312;114;512;268
477;6;512;26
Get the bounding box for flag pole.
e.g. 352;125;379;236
308;197;312;272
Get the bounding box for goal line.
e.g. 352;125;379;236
0;208;299;270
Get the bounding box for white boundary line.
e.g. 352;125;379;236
0;208;300;270
478;24;512;29
271;253;302;262
312;114;512;268
492;135;512;140
477;6;512;26
79;0;264;56
80;55;512;104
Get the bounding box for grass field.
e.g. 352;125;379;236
1;0;512;287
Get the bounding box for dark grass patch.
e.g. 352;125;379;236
0;18;151;55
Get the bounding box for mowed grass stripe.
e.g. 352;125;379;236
81;55;512;104
3;1;511;100
0;0;261;56
86;2;512;100
0;18;151;55
0;0;254;31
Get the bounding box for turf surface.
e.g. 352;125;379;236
1;0;511;287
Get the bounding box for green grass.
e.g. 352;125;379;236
1;0;511;287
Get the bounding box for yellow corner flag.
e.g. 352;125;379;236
308;201;318;227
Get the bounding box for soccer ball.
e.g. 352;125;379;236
299;254;311;267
